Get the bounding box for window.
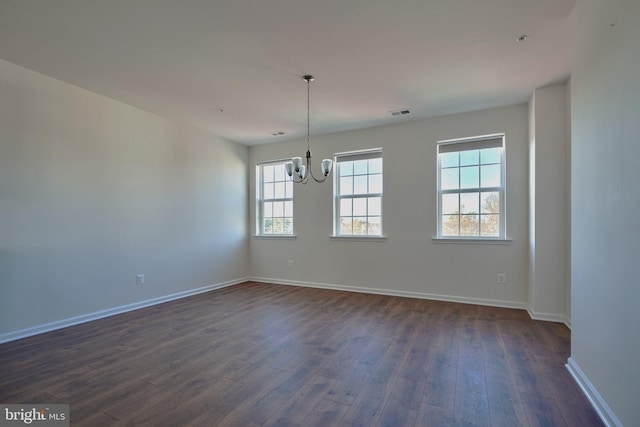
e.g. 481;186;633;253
437;134;505;239
334;149;383;236
257;161;294;235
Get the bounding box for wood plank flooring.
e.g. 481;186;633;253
0;282;603;426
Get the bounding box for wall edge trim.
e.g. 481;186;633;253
249;276;528;310
0;277;249;344
566;357;622;427
527;307;571;327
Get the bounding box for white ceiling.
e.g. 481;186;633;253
0;0;576;146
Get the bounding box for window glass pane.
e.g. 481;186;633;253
340;161;354;176
340;217;353;234
480;164;500;188
353;217;367;235
368;216;381;234
440;152;459;168
263;183;274;200
369;174;382;194
263;165;274;183
441;168;459;190
368;197;381;216
274;182;285;199
460;193;479;214
460;166;479;189
273;201;284;217
369;158;382;174
481;192;500;214
353;198;367;216
480;214;499;236
340;177;353;195
437;137;504;239
460;150;479;166
340;198;352;216
259;162;294;236
353;160;368;175
274;164;285;180
442;215;459;236
459;215;479;236
353;176;368;195
441;193;459;215
480;147;501;164
264;202;273;218
335;152;382;236
284;201;293;217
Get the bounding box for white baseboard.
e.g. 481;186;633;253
0;277;249;345
527;307;571;328
566;357;622;427
249;276;528;310
1;276;569;345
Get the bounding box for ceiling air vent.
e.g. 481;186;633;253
270;131;287;137
390;109;411;117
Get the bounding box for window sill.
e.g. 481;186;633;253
253;234;297;240
432;237;512;245
330;235;387;241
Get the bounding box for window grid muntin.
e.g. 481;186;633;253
258;161;294;235
334;153;383;236
437;137;505;239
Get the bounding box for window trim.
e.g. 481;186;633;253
332;148;384;237
256;159;295;237
436;134;507;240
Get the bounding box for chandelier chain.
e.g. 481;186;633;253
306;77;311;150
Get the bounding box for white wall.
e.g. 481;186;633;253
565;79;572;321
569;0;640;425
0;58;249;339
528;93;537;313
528;83;569;323
250;105;530;307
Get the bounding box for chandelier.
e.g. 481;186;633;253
285;75;333;184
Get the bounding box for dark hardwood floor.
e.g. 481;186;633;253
0;281;603;426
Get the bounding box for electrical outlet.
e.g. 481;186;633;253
288;260;294;268
136;274;145;285
497;273;506;284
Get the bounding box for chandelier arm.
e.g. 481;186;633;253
308;166;329;183
289;174;304;184
304;149;328;183
288;169;309;184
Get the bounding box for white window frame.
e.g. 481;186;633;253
333;148;384;237
436;134;506;240
256;160;294;236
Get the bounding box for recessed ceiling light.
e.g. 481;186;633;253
517;34;528;42
270;131;287;137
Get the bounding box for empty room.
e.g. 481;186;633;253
0;0;637;426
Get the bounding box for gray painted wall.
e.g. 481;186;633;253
249;105;531;308
0;58;249;337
